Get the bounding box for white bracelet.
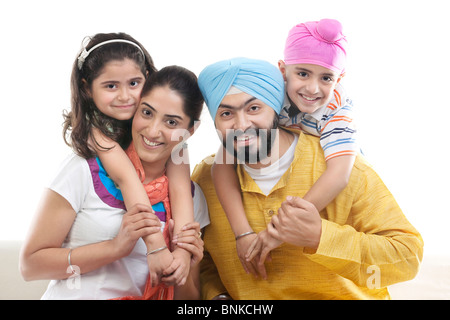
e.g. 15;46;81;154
235;231;256;241
67;248;79;275
146;245;168;256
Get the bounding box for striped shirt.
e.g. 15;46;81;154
278;83;358;161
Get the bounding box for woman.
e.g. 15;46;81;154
19;65;208;300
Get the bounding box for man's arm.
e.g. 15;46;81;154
270;170;423;288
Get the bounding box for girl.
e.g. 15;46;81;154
211;19;358;276
62;33;193;287
20;64;207;299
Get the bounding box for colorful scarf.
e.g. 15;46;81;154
113;142;174;300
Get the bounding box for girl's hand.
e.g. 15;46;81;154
161;220;204;286
172;221;204;267
148;248;174;287
162;247;190;287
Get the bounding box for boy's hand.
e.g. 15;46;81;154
245;229;282;280
235;233;258;277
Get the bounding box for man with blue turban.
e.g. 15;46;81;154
199;57;285;165
198;57;285;121
192;57;422;300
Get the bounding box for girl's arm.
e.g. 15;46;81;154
165;149;194;287
303;155;356;212
19;190;159;281
166;157;194;237
169;221;204;300
91;129;167;250
92;129;172;286
91;128;152;211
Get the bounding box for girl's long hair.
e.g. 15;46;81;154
63;33;156;158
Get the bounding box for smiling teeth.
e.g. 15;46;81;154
143;136;160;146
302;95;317;101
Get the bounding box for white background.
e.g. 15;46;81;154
1;0;448;256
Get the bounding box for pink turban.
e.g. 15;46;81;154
284;19;347;74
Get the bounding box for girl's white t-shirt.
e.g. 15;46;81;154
41;153;209;300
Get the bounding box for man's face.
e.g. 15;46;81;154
214;92;279;165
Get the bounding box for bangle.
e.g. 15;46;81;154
235;231;255;241
212;293;232;300
67;248;79;275
146;245;168;256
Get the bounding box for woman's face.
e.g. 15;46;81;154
132;85;191;171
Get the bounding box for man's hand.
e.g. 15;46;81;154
268;196;322;250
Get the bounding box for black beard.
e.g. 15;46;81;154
221;115;279;164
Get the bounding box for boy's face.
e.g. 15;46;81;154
279;61;341;114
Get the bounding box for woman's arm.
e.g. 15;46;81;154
19;189;160;281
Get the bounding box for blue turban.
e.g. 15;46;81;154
198;57;285;121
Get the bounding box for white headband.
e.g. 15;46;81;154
77;39;145;70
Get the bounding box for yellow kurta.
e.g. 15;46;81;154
192;130;423;300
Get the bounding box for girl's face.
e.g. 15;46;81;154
279;61;341;114
89;58;146;121
132;85;191;174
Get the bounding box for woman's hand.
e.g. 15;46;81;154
112;203;162;259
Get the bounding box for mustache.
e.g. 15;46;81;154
230;128;262;140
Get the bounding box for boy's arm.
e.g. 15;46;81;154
212;147;260;276
303;155;355;212
212;147;252;237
